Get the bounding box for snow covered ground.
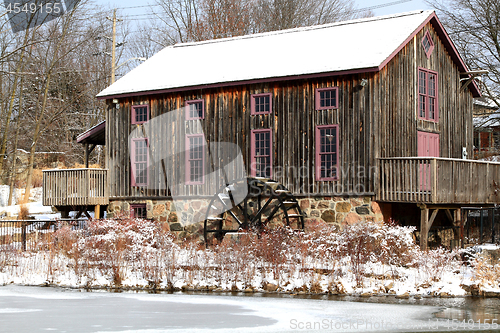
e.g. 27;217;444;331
0;186;55;218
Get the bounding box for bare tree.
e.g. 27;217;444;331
153;0;366;44
427;0;500;107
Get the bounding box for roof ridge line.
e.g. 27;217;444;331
173;10;431;49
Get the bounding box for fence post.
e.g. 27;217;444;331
21;221;27;251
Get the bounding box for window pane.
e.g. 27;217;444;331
419;95;426;118
133;139;148;185
253;131;271;177
319;89;337;109
188;136;203;182
254;95;270;113
419;71;427;94
428;74;436;97
317;126;337;179
134;107;148;123
189;102;203;119
423;35;431;53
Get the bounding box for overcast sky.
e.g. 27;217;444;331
99;0;434;22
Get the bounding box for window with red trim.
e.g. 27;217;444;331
131;105;149;125
131;138;148;186
315;87;339;110
186;134;205;184
315;125;339;181
418;68;438;122
251;129;272;178
185;100;204;120
130;204;147;219
251;93;272;115
421;30;434;58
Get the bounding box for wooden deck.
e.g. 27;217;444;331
42;169;109;207
378;157;500;204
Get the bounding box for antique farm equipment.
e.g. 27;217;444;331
203;177;304;244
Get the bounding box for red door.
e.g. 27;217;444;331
418;131;440;157
418;131;439;191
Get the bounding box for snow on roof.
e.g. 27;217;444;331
474;112;500;128
97;10;435;98
474;98;500;109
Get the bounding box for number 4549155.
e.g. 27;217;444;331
445;319;498;329
5;2;62;14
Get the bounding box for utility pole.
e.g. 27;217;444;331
106;9;122;84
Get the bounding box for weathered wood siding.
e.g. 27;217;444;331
105;23;475;200
106;75;376;199
376;22;474;160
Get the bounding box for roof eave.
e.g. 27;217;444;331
96;66;380;100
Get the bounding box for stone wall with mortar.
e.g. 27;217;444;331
298;196;385;231
107;196;385;241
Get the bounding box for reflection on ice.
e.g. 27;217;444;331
0;285;499;332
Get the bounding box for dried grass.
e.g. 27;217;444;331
0;218;466;292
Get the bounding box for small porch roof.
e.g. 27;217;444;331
76;121;106;145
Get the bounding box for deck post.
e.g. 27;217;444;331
460;210;465;248
480;210;484;244
95;205;100;219
492;208;496;244
419;205;429;251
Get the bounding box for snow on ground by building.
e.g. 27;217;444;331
0;187;55;218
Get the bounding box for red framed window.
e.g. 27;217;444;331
131;105;149;125
251;129;272;178
421;30;435;58
251;93;272;115
315;125;339;181
131;138;149;186
130;204;147;219
186;134;205;184
418;68;438;122
315;87;339;110
185;99;204;120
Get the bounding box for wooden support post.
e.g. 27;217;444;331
84;143;89;168
84;143;96;168
420;205;429;251
492;208;496;244
95;205;100;219
461;209;466;248
429;209;439;227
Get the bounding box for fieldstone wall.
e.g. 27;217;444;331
298;196;384;231
107;196;385;241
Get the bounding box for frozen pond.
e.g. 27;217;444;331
1;286;499;332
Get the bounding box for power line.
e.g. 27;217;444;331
353;0;414;13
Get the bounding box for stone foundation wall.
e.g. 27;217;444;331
107;196;385;241
297;196;384;231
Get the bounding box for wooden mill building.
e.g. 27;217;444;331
43;10;500;248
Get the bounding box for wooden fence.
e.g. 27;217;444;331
377;157;500;204
0;219;87;251
43;169;109;207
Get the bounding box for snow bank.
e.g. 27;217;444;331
1;219;496;298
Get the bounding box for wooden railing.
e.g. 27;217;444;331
43;169;109;206
378;157;500;204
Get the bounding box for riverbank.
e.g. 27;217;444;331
1;218;499;298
